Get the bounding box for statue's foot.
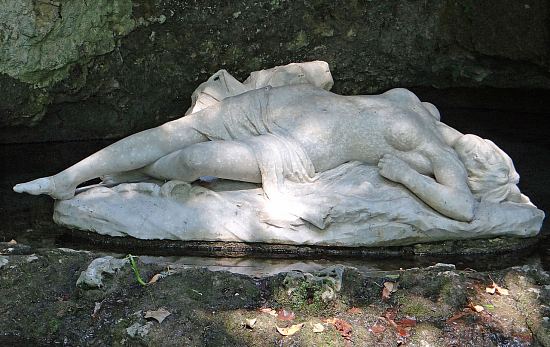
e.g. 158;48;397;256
13;176;76;200
101;170;151;185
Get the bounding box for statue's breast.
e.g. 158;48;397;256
384;119;422;152
384;114;424;152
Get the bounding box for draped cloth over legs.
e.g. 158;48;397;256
190;86;316;200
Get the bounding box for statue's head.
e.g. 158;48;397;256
454;134;526;203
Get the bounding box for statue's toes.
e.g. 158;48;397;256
13;177;75;200
13;177;53;195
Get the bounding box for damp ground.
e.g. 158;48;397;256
1;243;549;346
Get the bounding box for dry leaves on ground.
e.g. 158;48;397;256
245;318;257;329
324;318;353;340
382;281;398;300
470;304;485;312
277;309;295;321
144;308;171;323
383;308;397;322
446;309;472;324
381;308;416;338
396;317;417;328
369;324;386;334
312;322;325;333
486;281;509;295
148;273;162;284
276;323;304;336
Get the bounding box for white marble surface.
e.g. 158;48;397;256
54;163;544;246
15;61;545;245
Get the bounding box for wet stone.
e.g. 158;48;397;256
0;256;8;269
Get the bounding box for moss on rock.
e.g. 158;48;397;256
0;0;134;87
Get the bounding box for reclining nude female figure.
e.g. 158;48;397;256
13;83;526;223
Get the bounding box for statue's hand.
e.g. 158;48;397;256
378;154;412;183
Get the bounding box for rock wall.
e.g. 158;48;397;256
1;0;549;143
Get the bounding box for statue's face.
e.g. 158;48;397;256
454;134;521;202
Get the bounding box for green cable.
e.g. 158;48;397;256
127;254;147;286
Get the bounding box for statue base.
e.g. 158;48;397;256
53;163;544;247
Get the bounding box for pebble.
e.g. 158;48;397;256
126;322;153;337
26;254;39;263
0;256;8;269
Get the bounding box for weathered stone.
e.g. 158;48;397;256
76;256;129;288
0;0;134;87
0;0;548;142
0;256;9;269
126;322;153;338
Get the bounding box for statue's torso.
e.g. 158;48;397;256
264;85;439;174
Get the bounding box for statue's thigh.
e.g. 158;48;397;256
146;140;261;183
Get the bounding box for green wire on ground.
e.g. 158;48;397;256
126;254;147;286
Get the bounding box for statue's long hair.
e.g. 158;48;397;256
455;134;519;203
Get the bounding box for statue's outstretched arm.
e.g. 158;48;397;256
378;154;476;222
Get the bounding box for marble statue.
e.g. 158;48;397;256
13;62;544;246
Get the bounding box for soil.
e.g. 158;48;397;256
0;243;549;346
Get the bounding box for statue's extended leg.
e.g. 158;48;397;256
141;140;262;183
12;112;214;199
13;87;267;199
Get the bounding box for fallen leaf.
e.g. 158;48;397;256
259;308;278;316
348;307;363;314
7;239;17;245
383;308;397;322
276;323;304;336
385;282;397;292
369;324;386;334
397;317;416;327
446;310;471;323
145;308;171;323
148;273;162;284
382;281;397;300
484;304;495;310
277;309;295;321
396;326;410;337
486;281;509;296
330;318;352;340
485;286;496;294
312;323;325;333
496;286;509;296
245;318;257;329
471;305;484;313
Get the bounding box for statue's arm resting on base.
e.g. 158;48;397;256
379;154;476;222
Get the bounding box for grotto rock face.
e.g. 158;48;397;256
1;0;549;142
0;0;135;127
